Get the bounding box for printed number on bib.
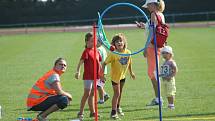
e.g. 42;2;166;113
161;65;170;76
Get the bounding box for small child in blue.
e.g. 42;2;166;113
160;46;178;110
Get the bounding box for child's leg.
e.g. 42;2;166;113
79;88;91;114
88;88;95;113
79;80;93;114
117;79;125;108
167;96;174;105
167;96;175;110
166;78;176;109
97;86;104;101
111;81;120;114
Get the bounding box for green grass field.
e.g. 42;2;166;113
0;27;215;121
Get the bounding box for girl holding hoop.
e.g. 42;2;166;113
136;0;166;106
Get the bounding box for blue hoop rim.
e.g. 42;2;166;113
97;2;152;56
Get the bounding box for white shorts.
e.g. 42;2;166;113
84;80;101;89
84;80;94;89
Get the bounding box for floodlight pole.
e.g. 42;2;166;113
93;23;99;121
151;22;163;121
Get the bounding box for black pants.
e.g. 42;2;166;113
29;95;69;111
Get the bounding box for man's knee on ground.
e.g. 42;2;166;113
57;96;70;109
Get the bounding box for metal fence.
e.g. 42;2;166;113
0;11;215;28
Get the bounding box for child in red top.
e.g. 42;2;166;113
75;32;102;120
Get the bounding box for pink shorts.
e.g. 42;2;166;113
146;47;161;80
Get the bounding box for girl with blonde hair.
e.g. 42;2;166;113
136;0;166;106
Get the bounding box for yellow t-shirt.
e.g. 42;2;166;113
104;49;131;83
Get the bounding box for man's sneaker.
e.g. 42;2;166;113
110;113;119;120
77;112;84;120
98;100;104;104
90;112;100;118
146;98;163;106
117;107;124;116
104;94;110;102
36;115;47;121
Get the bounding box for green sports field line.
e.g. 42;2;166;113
137;115;215;121
164;116;215;121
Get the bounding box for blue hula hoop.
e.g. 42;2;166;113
97;2;153;56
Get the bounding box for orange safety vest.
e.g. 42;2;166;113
27;69;60;110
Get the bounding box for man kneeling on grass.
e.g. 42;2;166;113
26;58;72;121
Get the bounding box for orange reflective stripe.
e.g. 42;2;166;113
32;85;49;94
28;94;41;99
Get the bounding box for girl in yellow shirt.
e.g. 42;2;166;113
102;33;135;119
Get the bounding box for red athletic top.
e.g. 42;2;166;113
81;48;102;80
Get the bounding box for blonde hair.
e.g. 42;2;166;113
111;33;127;49
158;0;165;12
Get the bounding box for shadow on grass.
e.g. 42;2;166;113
135;112;215;120
51;117;101;121
61;105;112;113
124;106;160;113
50;117;75;121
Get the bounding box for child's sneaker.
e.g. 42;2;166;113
104;94;110;102
77;112;84;120
117;107;124;116
97;100;104;104
168;104;175;110
110;110;119;120
110;113;119;120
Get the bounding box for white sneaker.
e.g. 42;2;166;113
77;112;84;120
117;107;124;116
168;104;175;110
110;113;119;119
98;100;104;104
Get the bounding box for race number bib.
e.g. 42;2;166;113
161;65;170;76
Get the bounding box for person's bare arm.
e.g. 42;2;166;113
151;12;158;25
169;64;177;78
51;81;72;101
135;21;145;29
100;62;107;81
128;60;135;80
75;59;84;79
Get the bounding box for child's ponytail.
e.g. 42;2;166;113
158;0;165;12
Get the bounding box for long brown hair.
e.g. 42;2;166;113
111;33;127;49
84;32;93;48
